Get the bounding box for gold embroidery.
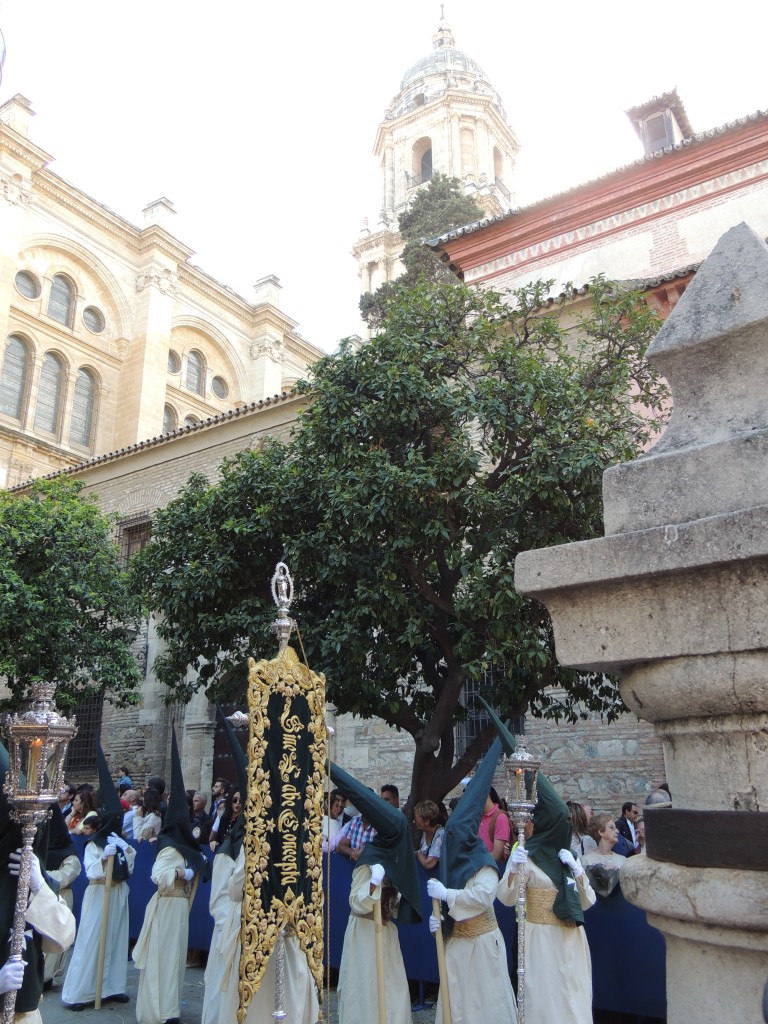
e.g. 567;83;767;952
237;646;326;1024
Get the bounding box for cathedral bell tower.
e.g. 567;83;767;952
353;12;519;301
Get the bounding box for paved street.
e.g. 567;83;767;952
40;963;439;1024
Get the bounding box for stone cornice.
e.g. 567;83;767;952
0;122;54;172
434;113;768;279
33;173;143;251
374;89;517;155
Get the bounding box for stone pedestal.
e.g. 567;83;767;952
515;223;768;1024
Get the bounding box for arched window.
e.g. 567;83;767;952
186;350;205;395
47;275;75;327
163;404;178;433
33;352;65;435
411;137;433;187
0;335;30;420
420;147;433;182
68;368;97;447
183;414;200;428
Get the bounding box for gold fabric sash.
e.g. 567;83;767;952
160;879;192;898
525;887;578;928
451;907;497;938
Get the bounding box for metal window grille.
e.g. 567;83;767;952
118;514;152;567
64;690;105;785
47;274;74;327
33;352;64;434
186;350;205;395
455;668;524;760
0;336;29;420
68;368;96;447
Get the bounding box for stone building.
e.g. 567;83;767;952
352;14;518;316
0;93;322;490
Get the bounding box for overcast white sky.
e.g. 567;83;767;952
1;1;765;352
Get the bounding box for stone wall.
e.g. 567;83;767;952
327;697;666;813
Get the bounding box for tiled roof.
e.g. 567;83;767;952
428;110;768;250
619;263;701;291
12;391;299;491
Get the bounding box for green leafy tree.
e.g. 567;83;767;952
0;477;142;709
134;276;667;805
360;173;484;328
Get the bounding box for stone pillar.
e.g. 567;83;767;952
514;223;768;1024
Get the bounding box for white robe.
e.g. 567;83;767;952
201;851;236;1024
133;847;194;1024
61;841;136;1006
435;866;517;1024
218;848;319;1024
17;879;77;1024
497;858;595;1024
43;853;82;983
337;864;411;1024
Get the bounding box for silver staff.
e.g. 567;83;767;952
502;740;541;1024
2;683;77;1024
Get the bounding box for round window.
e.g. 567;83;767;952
82;306;105;333
15;271;40;299
211;375;229;399
167;350;181;373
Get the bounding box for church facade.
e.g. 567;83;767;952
0;93;322;490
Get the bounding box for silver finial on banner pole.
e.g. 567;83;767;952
270;562;295;652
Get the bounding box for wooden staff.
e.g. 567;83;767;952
94;854;114;1009
432;896;452;1024
372;897;387;1024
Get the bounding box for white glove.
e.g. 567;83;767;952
511;846;528;866
183;867;194;882
428;914;442;934
102;844;117;859
426;878;449;902
558;848;584;877
369;863;385;887
9;850;44;894
108;832;128;852
0;959;25;995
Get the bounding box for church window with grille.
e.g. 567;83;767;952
455;668;524;760
33;352;65;435
163;404;178;433
47;274;75;327
63;691;105;782
118;513;152;566
186;350;205;395
0;335;30;421
68;367;97;447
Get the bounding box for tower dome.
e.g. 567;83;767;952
352;13;519;334
388;14;507;123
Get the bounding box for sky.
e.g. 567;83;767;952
0;1;765;352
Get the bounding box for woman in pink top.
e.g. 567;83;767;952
477;787;511;869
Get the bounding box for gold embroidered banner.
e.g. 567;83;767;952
238;645;326;1023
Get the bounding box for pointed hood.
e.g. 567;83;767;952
330;761;422;925
157;728;209;880
215;705;247;861
44;802;76;873
0;742;22;868
439;736;502;892
92;739;130;880
477;697;518;757
526;772;584;925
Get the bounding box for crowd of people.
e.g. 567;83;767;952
2;740;668;1024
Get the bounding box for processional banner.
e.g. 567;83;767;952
238;643;326;1023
